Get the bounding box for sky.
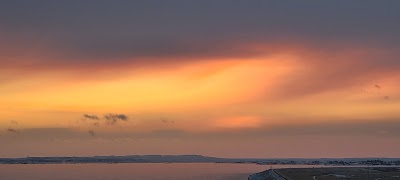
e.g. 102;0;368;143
1;0;400;158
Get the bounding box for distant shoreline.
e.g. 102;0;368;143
1;155;400;165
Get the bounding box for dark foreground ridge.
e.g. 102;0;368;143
0;155;400;165
249;169;288;180
249;167;400;180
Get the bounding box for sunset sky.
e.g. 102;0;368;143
1;1;400;158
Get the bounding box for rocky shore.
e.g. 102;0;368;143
249;167;400;180
248;169;287;180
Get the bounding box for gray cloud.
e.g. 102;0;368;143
103;113;128;125
161;118;175;124
82;114;100;120
88;130;96;137
79;113;129;126
1;0;400;68
6;128;19;133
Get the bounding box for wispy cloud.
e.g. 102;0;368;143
161;118;175;124
80;113;129;126
1;1;400;74
88;130;96;137
82;114;100;120
103;113;128;125
10;120;18;125
6;128;19;133
384;96;390;100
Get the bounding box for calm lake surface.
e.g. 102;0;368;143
0;163;318;180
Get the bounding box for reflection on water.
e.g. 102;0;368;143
0;163;317;180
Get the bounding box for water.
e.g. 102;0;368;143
0;163;315;180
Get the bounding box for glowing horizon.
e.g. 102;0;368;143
1;1;400;158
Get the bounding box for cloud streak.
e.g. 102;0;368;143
161;118;175;124
79;113;129;126
104;113;128;125
10;120;18;125
6;128;19;133
82;114;100;120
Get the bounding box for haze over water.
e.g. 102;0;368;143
0;163;288;180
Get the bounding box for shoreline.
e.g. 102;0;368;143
249;167;400;180
1;155;399;165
